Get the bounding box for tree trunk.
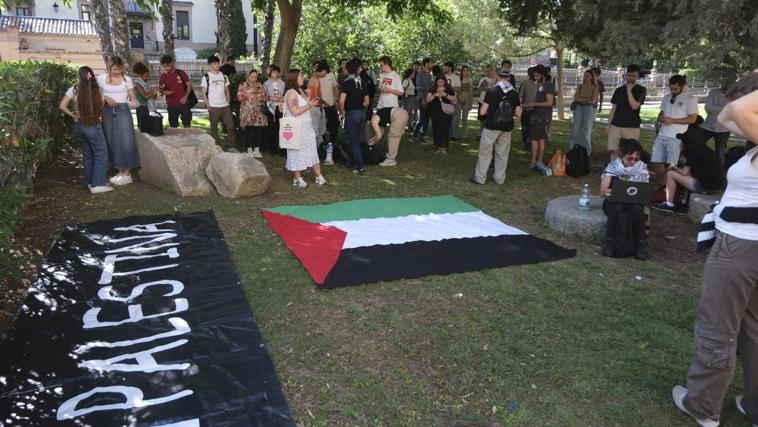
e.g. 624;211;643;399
110;0;132;66
160;0;175;57
91;0;113;65
272;0;302;72
215;0;231;58
555;44;565;121
260;0;276;75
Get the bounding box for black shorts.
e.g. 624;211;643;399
376;107;392;127
530;115;551;142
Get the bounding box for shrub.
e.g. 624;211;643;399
0;61;76;282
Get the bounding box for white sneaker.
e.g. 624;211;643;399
315;175;327;186
323;153;334;165
252;147;263;158
110;174;133;186
89;185;114;194
247;148;253;156
379;159;397;167
672;386;720;427
736;395;758;427
293;177;308;188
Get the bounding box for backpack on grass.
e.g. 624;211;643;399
566;144;589;177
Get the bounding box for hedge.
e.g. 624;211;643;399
0;61;76;281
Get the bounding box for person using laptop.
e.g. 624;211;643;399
600;138;651;259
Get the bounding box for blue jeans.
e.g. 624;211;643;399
413;105;430;137
74;122;108;187
570;104;596;156
344;109;365;170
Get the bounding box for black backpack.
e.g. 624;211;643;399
612;210;637;257
494;91;514;130
566;144;590;177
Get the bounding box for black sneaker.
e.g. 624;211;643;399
469;178;484;185
352;168;365;176
651;202;675;214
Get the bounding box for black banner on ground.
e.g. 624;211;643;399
0;211;294;426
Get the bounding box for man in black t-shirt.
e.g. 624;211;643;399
471;68;522;185
339;58;369;175
525;65;555;173
606;64;646;160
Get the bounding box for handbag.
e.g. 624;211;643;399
180;71;199;108
279;116;303;150
441;100;455;116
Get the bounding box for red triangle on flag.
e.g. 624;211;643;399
262;210;346;285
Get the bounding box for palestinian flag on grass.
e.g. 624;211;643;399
263;195;576;288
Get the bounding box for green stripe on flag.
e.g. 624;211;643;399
265;195;479;223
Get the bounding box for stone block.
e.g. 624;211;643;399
545;195;606;242
136;128;222;196
205;153;271;198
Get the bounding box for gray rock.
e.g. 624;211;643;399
136;128;222;196
545;195;606;242
689;192;722;223
205;152;272;198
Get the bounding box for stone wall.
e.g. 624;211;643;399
0;28;104;73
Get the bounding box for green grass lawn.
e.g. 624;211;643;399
23;117;750;426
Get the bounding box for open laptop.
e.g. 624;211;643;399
609;179;655;205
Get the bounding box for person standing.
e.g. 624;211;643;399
524;65;554;173
263;65;285;154
606;64;646;160
220;55;237;77
368;56;404;145
426;75;457;155
340;58;369;175
650;74;698;183
672;71;758;427
413;58;434;141
402;68;417;130
159;54;193;128
318;62;340;165
131;61;156;132
337;58;349;87
472;68;521;185
699;82;732;163
58;66;113;194
569;70;599;155
518;66;538;150
444;61;462;140
237;69;268;158
592;66;605;114
97;56;139;186
201;55;236;148
283;69;326;188
307;62;326;146
457;65;474;140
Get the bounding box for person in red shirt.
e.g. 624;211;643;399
158;54;193;128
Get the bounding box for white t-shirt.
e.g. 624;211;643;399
446;73;461;90
658;91;698;138
264;78;285;114
65;86;76;101
714;146;758;241
97;74;134;104
201;71;229;108
376;71;403;109
403;78;415;97
319;73;338;107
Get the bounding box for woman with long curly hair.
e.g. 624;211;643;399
97;56;139;186
59;66;112;194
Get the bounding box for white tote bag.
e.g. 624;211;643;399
278;117;303;150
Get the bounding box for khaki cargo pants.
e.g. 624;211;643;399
683;232;758;425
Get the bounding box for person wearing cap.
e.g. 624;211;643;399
523;64;554;173
471;68;522;185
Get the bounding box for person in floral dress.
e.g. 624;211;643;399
237;69;269;158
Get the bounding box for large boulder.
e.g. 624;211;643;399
689;192;722;223
545;195;606;242
136;128;222;196
205;152;272;198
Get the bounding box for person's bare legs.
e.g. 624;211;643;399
665;170;696;204
651;163;667;186
530;139;541;166
368;116;383;146
312;164;322;177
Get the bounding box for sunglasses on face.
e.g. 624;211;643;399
624;155;640;162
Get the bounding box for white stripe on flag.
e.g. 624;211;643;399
697;230;716;243
324;211;528;249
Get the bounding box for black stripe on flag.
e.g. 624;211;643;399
321;234;577;288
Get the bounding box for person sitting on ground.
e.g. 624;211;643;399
600;138;650;260
652;127;725;213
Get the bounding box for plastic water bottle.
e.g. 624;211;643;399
578;184;591;211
